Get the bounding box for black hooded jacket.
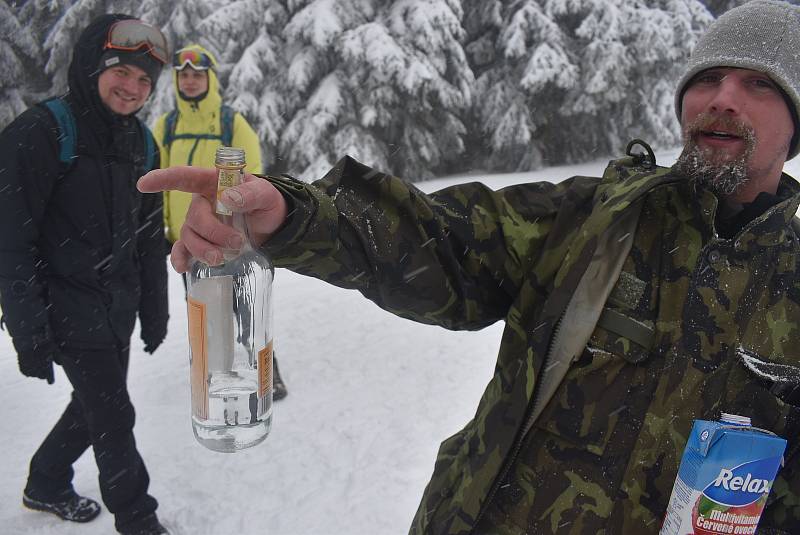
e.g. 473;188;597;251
0;14;168;351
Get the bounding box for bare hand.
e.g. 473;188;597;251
137;166;288;273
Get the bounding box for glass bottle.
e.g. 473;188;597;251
186;147;274;452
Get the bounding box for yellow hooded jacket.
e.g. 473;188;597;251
153;45;263;243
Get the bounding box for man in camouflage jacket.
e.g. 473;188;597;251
139;1;800;533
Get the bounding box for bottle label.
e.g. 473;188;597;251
258;341;273;399
187;296;209;420
216;167;242;216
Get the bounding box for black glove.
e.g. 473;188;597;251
141;323;166;354
142;336;164;355
14;328;59;384
139;276;168;355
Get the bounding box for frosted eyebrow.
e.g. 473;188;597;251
690;70;727;84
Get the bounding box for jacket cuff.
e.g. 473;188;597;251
259;174;338;265
0;276;49;339
11;322;54;354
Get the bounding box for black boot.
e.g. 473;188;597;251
23;490;101;523
273;356;288;401
117;513;170;535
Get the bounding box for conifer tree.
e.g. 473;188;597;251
42;0;108;94
0;0;41;127
2;0;716;179
277;0;378;180
281;0;472;180
369;0;473;178
198;0;293;174
463;0;712;172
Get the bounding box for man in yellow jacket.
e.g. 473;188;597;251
153;44;287;399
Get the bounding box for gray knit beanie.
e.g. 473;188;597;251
674;0;800;160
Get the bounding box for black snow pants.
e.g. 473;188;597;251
24;345;158;530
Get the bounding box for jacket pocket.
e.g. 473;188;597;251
594;269;656;363
534;306;656;456
735;348;800;448
733;349;800;524
410;427;471;534
738;348;800;403
593;306;655;363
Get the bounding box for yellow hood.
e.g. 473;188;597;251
173;44;223;118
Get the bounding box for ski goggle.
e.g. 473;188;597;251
173;48;214;71
104;20;169;64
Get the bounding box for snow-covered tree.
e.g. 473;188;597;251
41;0;108;94
278;0;473;180
361;0;472;179
197;0;293;175
0;0;43;127
276;0;380;180
2;0;716;180
463;0;712;172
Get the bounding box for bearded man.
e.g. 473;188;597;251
138;1;800;533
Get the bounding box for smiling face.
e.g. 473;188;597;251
97;64;153;116
675;67;795;202
177;68;209;99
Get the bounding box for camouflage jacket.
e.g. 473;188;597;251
264;153;800;534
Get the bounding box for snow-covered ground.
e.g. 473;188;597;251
3;148;799;535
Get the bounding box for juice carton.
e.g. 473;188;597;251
660;413;786;535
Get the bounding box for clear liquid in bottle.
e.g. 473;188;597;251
186;147;274;452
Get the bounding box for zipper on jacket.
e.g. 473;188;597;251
469;199;646;531
471;310;567;530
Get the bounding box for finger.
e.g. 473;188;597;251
170;240;192;273
183;194;244;255
221;176;289;240
180;225;227;267
220;176;280;212
137;166;218;197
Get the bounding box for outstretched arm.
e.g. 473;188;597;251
138;157;564;331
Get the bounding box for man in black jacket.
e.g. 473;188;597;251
0;14;170;535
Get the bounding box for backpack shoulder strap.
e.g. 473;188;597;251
42;97;77;166
162;109;179;149
220;104;235;147
137;119;157;171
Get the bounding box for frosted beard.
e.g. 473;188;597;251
674;113;756;196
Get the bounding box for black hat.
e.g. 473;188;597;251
99;49;162;86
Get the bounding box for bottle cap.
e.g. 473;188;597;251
215;147;246;167
720;413;751;426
